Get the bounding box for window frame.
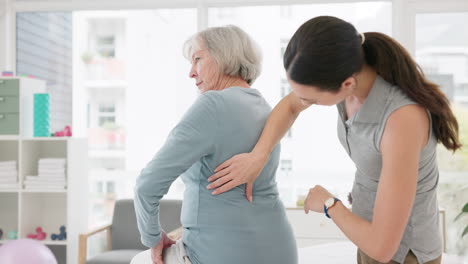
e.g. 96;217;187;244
3;0;467;77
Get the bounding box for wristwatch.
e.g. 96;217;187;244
324;197;340;219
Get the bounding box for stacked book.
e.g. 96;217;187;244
0;161;19;189
24;158;67;191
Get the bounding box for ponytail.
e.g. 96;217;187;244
285;16;461;151
362;32;461;151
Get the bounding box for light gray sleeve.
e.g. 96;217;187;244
134;93;218;248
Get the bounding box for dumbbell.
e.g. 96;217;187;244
27;227;46;240
51;225;67;241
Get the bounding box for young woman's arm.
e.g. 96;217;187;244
305;104;429;262
207;92;310;200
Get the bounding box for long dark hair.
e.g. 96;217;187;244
284;16;461;151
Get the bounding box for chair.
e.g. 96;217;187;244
79;199;182;264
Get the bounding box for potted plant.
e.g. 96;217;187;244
81;51;94;64
455;202;468;237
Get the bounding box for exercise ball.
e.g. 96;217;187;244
0;239;57;264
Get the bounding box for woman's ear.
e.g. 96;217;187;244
340;76;357;95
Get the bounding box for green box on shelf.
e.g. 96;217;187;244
33;93;50;137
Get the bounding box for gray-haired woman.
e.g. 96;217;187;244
132;25;297;264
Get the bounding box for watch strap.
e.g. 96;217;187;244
324;198;340;219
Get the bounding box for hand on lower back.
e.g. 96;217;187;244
207;152;267;202
151;232;176;264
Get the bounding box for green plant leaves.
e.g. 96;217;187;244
455;202;468;221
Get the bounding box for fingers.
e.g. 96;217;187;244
155;254;164;264
304;203;311;214
214;159;232;173
208;168;230;183
207;174;232;190
245;182;253;203
152;249;164;264
211;181;238;195
156;256;164;264
163;232;176;246
304;191;312;214
151;238;166;264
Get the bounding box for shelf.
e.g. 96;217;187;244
20;192;67;244
21;137;72;141
0;136;87;263
41;240;68;246
0;136;20;140
0;193;19;239
21;140;67;182
0;78;84;264
21;189;67;193
0;137;75;141
0;140;19;168
0;189;20;193
0;239;67;246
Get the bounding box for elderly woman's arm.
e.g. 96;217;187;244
134;93;218;248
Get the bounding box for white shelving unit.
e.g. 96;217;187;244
0;137;88;264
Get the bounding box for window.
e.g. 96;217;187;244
96;182;103;193
74;9;197;227
280;39;293;138
280;38;289;63
16;12;73;133
96;35;116;58
98;103;116;126
106;181;115;194
99;104;115;113
280;78;291;98
98;116;116;126
15;1;467;258
280;159;293;172
209;2;392;206
416;12;468;256
85;18;126;80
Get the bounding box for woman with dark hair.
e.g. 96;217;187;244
206;16;461;264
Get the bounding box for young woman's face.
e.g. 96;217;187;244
189;45;221;93
288;78;353;106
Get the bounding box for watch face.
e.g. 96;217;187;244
325;198;334;207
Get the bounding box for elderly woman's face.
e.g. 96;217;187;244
189;47;220;93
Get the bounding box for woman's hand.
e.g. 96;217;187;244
304;185;334;214
167;226;183;241
207;151;268;202
151;232;176;264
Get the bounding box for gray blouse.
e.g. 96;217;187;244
337;76;442;263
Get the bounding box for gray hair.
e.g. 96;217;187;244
183;25;262;85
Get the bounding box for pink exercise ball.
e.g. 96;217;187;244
0;239;57;264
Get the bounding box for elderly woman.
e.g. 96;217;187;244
133;25;297;264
